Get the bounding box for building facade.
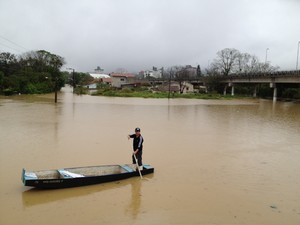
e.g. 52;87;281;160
111;73;136;88
144;67;163;79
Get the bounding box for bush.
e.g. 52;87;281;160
257;84;273;98
120;88;134;93
205;76;224;93
234;85;253;96
3;88;14;96
74;86;89;95
281;88;300;99
25;83;38;94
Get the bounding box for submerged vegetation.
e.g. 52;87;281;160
91;87;237;100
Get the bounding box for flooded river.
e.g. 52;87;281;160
1;87;300;225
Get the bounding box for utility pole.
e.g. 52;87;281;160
54;77;58;103
168;69;172;99
67;68;75;92
72;69;75;90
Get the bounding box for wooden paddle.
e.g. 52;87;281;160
133;152;143;179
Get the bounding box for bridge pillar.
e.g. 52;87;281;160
228;82;234;96
273;87;277;102
253;85;257;97
270;82;277;102
223;85;227;95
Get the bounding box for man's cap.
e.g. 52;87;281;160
135;127;141;132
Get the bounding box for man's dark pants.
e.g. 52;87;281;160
132;151;142;166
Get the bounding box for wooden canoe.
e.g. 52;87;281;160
22;164;154;189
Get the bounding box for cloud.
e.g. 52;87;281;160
0;0;299;72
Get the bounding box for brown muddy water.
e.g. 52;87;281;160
0;87;300;225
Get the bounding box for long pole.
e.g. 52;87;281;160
67;67;75;92
168;69;172;99
296;41;300;70
54;80;58;103
265;48;269;64
133;153;143;179
72;69;75;92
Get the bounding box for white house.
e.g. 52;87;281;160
144;67;162;79
111;73;136;88
182;81;194;93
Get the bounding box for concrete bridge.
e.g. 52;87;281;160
149;70;300;101
219;70;300;101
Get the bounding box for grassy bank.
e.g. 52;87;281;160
90;88;248;100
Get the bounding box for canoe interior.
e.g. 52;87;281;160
25;164;138;180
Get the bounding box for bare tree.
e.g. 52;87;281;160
246;55;261;73
164;67;175;98
211;48;240;76
240;55;280;73
235;52;251;73
174;66;190;94
211;48;280;75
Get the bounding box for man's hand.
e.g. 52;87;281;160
133;149;139;155
127;135;130;140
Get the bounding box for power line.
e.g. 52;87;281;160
0;35;28;51
0;42;23;53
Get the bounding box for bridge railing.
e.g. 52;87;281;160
227;70;300;79
146;70;300;83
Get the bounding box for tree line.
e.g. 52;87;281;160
160;48;279;80
0;50;98;96
2;48;297;99
207;48;279;76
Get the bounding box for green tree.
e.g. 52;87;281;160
0;50;65;98
0;52;19;76
20;50;65;101
0;71;4;92
65;72;93;87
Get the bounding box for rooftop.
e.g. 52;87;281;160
89;73;110;79
111;73;135;78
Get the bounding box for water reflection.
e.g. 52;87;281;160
126;181;142;219
22;174;153;215
22;181;129;208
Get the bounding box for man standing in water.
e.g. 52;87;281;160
128;128;144;170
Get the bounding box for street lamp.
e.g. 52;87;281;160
66;67;75;92
265;48;269;64
296;41;300;70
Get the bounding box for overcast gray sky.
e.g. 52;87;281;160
0;0;299;73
